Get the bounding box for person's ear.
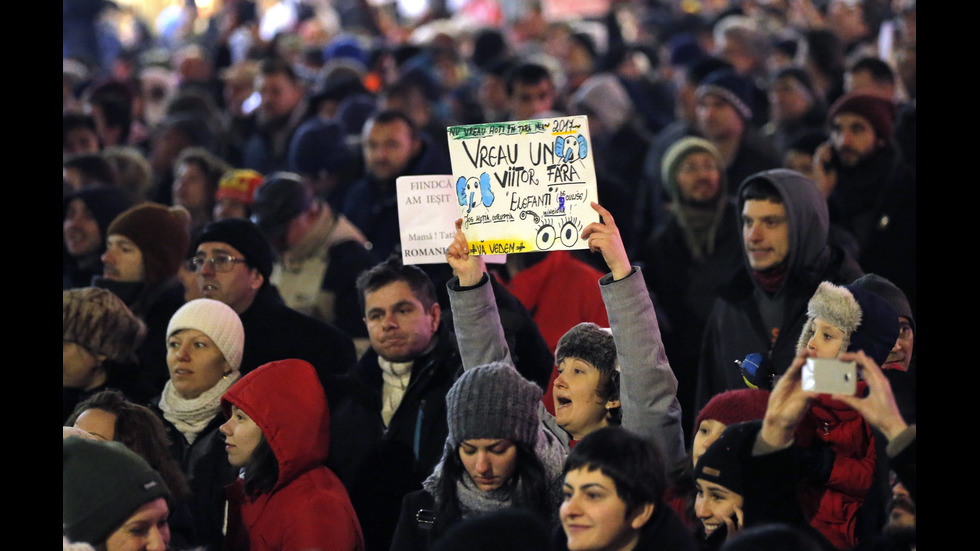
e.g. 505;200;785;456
249;268;264;291
629;502;655;529
428;302;442;330
605;398;621;410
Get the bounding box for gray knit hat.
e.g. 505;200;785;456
446;362;542;447
63;437;172;545
64;287;147;363
660;136;727;200
166;298;244;372
555;323;617;376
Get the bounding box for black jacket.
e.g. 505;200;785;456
238;284;356;382
327;327;462;551
152;405;237;551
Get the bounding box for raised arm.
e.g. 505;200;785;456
446;218;514;370
584;203;687;472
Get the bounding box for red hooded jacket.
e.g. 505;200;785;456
222;359;364;551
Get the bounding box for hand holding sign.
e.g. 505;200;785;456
581;202;631;281
447;218;486;287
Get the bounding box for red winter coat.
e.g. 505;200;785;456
222;359;364;551
797;392;876;549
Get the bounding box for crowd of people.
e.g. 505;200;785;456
63;1;916;550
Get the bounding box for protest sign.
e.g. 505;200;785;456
447;115;600;256
395;174;506;265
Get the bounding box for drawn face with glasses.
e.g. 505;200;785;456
191;242;264;313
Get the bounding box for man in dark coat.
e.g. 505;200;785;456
326;259;461;551
695;169;863;414
342;109;452;262
817;92;916;311
189;218;356;383
93;202;189;403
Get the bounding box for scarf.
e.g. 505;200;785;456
751;261;788;294
422;427;568;516
378;357;413;427
158;372;240;444
674;199;726;261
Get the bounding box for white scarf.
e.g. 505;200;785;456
158;372;240;444
378;357;413;427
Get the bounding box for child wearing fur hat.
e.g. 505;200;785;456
793;281;899;549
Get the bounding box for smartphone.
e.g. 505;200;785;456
802;358;857;395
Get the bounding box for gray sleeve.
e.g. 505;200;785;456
600;267;687;472
446;274;515;370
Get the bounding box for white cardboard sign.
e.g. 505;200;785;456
447;116;600;256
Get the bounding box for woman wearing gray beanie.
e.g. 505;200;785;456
391;362;567;550
150;298;245;551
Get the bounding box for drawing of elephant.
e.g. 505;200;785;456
456;172;495;213
554;133;589;162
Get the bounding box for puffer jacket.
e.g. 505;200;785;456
222;359;364;551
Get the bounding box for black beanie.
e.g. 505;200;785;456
693;421;760;495
193;217;275;282
63;437;172;545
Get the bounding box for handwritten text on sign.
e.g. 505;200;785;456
447;116;599;255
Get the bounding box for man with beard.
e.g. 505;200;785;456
815;92;916;310
636;137;743;437
342;109;451;261
240;58;310;174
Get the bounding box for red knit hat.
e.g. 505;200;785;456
694;388;770;437
828;92;896;140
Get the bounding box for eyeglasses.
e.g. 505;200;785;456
678;160;719;175
188;254;247;273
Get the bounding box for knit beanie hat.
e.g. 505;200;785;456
106;203;191;287
694;388;770;438
850;273;913;332
287;118;352;176
193;217;275;282
250;173;313;248
828;92;896;141
660;136;727;200
570;73;633;134
445;362;542;448
556;323;618;377
843;284;899;365
697;68;753;121
63;437;172;545
796;281;899;365
64;287;147;363
215;169;264;207
166;298;244;372
693;421;758;495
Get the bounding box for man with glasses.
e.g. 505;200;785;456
189;218;356;383
635;137;743;436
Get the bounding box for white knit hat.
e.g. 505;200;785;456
165;299;245;372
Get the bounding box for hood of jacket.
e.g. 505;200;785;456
222;359;330;492
736;169;831;293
